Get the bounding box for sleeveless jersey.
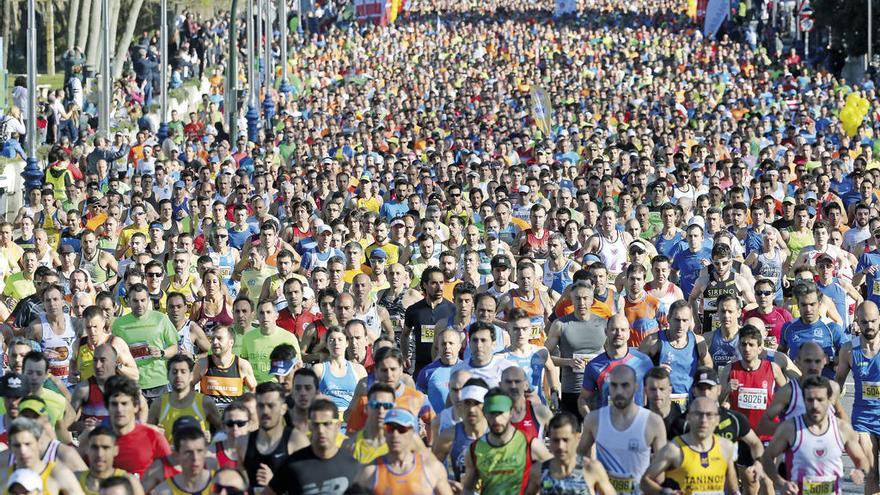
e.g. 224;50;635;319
595;407;651;495
77;469;127;495
542;259;573;295
709;331;740;369
786;229;814;263
158;393;210;443
522;229;550;260
82;377;110;422
786;415;844;495
470;429;532;495
591;288;620;319
243;427;293;493
450;422;484;481
743;227;766;257
538;460;591;495
782;381;807;423
78;250;109;284
512;288;546;346
755;250;785;301
193;298;234;336
665;436;728;495
498;346;546;403
728;360;776;439
199;356;245;411
354;302;383;339
350;430;389;464
850;336;880;436
208;250;237;286
215;441;238;469
5;461;55;495
319;361;359;410
169;274;199;303
597;231;627;275
817;279;849;331
657;331;698;406
512;401;543;442
177;322;195;357
371;453;435;495
701;269;738;333
169;471;213;495
39;314;77;383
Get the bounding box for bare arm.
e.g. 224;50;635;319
640;442;682;495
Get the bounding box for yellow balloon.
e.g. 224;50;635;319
847;92;861;106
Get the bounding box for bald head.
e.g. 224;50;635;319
858;301;880;339
797;341;828;376
609;363;636;382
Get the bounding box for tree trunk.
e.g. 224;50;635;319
111;0;142;78
67;0;80;50
76;0;92;57
45;0;55;75
108;0;119;58
85;0;101;69
1;0;11;69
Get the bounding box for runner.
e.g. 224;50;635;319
450;322;515;388
72;305;139;383
431;378;488;485
498;262;554;346
194;325;256;411
578;365;666;495
689;244;756;334
313;326;367;412
26;285;78;385
211;403;251;469
0;418;84;495
401;266;455;377
240;300;300;384
497;308;558;407
341;383;393;464
761;376;869;495
75;426;143;495
781;282;848;378
640;397;738;495
501;366;552;442
146;355;222;443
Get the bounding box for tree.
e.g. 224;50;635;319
77;0;93;60
112;0;144;78
44;0;55;74
67;0;80;51
85;0;102;68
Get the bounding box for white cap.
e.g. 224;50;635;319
688;215;705;230
459;385;488;403
7;469;42;492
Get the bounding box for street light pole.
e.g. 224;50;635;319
99;0;110;137
870;0;874;70
21;0;41;192
157;0;169;142
279;0;292;96
226;0;239;143
262;0;274;132
246;0;259;142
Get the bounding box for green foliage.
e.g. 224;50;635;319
814;0;877;57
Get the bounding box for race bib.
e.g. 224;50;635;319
802;476;836;495
764;336;778;348
130;342;151;361
608;475;635;494
862;381;880;399
48;364;69;378
873;279;880;296
420;325;435;344
529;316;544;341
737;387;768;410
671;393;689;410
572;353;594;372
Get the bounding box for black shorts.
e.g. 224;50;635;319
560;392;583;426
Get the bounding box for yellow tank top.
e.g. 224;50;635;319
78;469;126;495
169;274;199;303
357;196;381;214
666;436;728;495
169;471;214;495
5;461;54;495
158;393;210;443
350;430;389;464
77;339;96;381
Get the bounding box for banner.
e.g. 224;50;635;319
355;0;384;24
703;0;729;37
531;87;553;137
554;0;576;17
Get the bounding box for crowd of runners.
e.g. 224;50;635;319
2;0;880;493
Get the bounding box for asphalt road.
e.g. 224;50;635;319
841;380;862;495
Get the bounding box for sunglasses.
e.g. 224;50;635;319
212;485;245;495
629;247;645;256
147;272;164;277
384;423;413;434
225;420;248;428
755;290;774;296
369;400;394;410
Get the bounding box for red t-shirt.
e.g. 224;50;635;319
114;424;172;477
277;308;319;339
742;307;792;348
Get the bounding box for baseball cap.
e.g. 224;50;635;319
7;469;42;493
805;191;818;201
18;397;48;417
491;254;511;269
316;225;332;235
270;359;297;377
370;248;387;260
59;244;75;255
687;215;705;230
383;408;418;430
149;222;163;230
390;218;405;228
459;385;488;403
174;180;185;189
782;196;796;204
0;373;27;398
483;393;514;414
172;415;203;437
694;367;719;387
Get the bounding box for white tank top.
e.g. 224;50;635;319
354;302;382;340
595;406;651;495
40;314;76;383
788;414;844;494
177;321;195;356
597;230;627;276
782;382;806;422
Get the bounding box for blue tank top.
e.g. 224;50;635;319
450;422;483;481
654;230;684;258
542;259;574;295
851;337;880;435
459;317;505;360
498;347;546;403
817;278;849;330
743;227;765;257
318;361;358;410
658;331;698;394
709;330;740;369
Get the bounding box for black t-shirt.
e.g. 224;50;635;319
268;446;363;495
662;403;688;440
404;298;456;375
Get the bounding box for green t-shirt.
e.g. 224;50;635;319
240;266;278;306
241;327;301;384
2;272;35;301
111;310;179;390
39;387;66;426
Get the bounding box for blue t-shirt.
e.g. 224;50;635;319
582;349;654;407
654;231;685;259
672;247;712;298
416;359;454;413
857;252;880;306
227;224;258;250
781;317;849;378
379;200;409;221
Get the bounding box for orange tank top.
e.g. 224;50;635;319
372;453;435;495
512;288;547;346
